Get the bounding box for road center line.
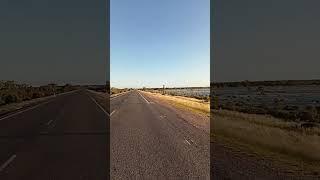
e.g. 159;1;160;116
0;154;17;172
184;139;191;145
89;96;109;116
138;91;150;104
46;119;55;126
110;110;116;116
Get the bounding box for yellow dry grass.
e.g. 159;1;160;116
212;109;320;170
110;90;129;98
142;91;210;116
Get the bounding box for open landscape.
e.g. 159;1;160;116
212;80;320;124
110;87;131;96
142;87;210;101
109;0;211;178
0;81;81;117
0;81;79;106
141;81;320;178
211;80;320;179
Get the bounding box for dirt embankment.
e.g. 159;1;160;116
110;90;130;98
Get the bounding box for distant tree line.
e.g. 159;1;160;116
0;81;77;106
110;87;131;95
142;87;209;90
211;80;320;88
86;85;107;93
85;81;110;93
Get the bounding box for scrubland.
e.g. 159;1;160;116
212;109;320;175
0;81;78;116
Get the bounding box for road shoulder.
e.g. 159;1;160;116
87;90;109;113
0;90;79;120
140;91;210;133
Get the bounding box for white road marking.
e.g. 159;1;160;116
51;122;57;128
89;96;109;116
110;91;129;100
184;139;191;145
0;155;17;172
0;89;79;122
110;110;116;116
138;91;149;104
0;101;51;121
46;119;55;126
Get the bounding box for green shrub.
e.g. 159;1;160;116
0;81;80;106
4;94;18;104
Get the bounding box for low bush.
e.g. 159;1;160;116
0;81;77;106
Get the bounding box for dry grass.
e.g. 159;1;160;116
110;90;129;98
142;91;210;116
212;109;320;169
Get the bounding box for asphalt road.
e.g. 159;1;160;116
0;89;108;179
110;90;210;179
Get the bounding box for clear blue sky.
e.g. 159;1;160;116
111;0;210;88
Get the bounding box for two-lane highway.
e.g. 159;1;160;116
1;89;209;179
110;90;210;179
0;89;108;179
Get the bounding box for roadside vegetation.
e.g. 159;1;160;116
87;85;107;93
211;79;320;88
212;110;320;172
212;92;320;124
142;91;209;116
211;80;320;173
0;80;78;106
142;87;210;102
111;87;131;95
212;80;320;125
